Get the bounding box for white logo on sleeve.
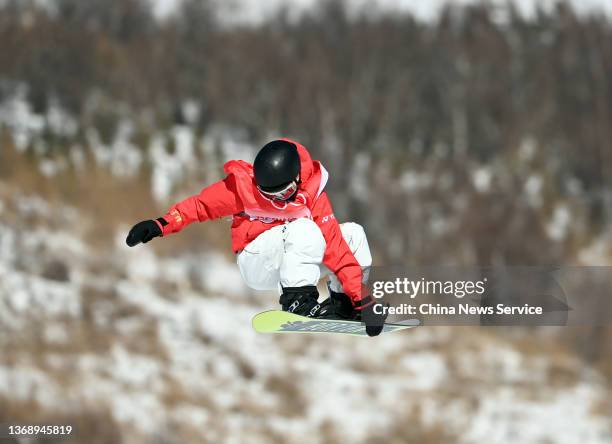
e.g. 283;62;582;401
321;214;335;223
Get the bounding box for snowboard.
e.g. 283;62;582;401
252;310;419;336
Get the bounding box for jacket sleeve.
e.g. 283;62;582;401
311;192;364;305
159;175;244;236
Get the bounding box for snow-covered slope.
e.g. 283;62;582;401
0;186;610;443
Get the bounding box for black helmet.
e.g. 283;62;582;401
253;140;301;191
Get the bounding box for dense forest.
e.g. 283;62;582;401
0;0;611;266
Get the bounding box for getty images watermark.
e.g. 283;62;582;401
365;267;612;326
371;277;543;316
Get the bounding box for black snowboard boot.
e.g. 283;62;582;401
279;285;324;317
316;289;356;320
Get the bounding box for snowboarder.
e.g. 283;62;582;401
126;139;385;336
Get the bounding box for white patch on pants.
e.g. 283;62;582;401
237;219;372;294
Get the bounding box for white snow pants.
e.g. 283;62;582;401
237;218;372;294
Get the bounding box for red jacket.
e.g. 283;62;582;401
158;139;365;305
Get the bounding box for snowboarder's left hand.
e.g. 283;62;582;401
126;219;164;247
358;299;389;337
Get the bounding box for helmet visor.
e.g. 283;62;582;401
257;180;298;202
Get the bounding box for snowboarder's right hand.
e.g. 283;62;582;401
126;219;164;247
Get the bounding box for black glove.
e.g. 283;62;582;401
355;297;388;337
125;219;165;247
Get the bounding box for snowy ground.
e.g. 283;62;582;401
0;186;610;443
151;0;612;24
